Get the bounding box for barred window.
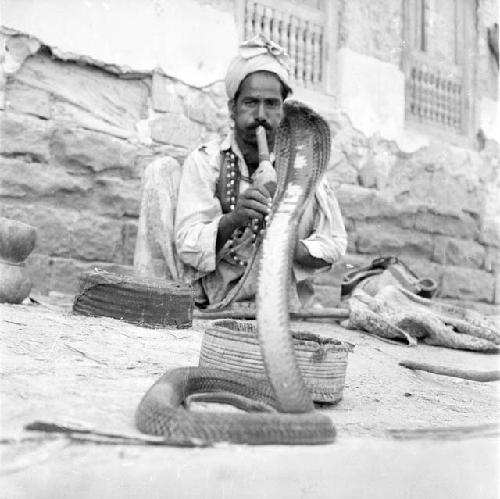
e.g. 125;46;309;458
242;0;327;90
403;0;475;136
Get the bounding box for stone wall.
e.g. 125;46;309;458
323;109;500;305
1;31;499;305
339;0;403;66
0;34;230;295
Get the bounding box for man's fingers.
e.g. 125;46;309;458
241;208;264;220
241;187;272;205
240;198;270;215
252;184;273;199
231;186;273;226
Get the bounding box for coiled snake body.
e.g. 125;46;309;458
135;101;336;445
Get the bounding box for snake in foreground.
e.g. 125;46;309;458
135;101;336;445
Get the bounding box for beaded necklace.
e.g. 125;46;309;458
218;149;266;267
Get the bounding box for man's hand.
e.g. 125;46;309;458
230;185;272;226
216;185;272;251
294;241;328;269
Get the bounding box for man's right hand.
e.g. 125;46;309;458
230;185;272;227
216;185;272;251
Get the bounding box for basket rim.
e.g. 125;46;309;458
207;320;354;352
78;268;192;293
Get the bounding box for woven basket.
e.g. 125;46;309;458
73;269;194;328
199;319;353;404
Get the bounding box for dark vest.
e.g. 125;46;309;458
216;149;241;214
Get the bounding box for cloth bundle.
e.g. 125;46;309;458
341;256;437;299
344;285;500;353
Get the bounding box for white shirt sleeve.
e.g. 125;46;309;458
293;177;348;281
174;147;223;274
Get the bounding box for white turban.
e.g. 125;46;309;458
225;34;291;100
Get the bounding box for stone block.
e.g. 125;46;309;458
4;35;40;73
415;211;479;239
141;145;190;171
478;140;499;177
25;253;51;295
444;238;486;269
121;221;138;266
0;159;91;198
4;81;51;119
51;127;138;173
432;236;447;264
0;205;124;263
326;160;359;185
358;141;397;190
48;257;83;295
51;101;136;140
0;112;52;162
389;214;416;230
495;275;500;306
330;125;369;171
388;154;482;218
49;257;132;295
0;78;5;110
93;177;141;217
0;204;75;257
152;73;184;113
185;89;220;130
151;113;204;149
336;184;413;222
440;266;495;303
356;223;434;260
16;53;148;131
343;217;356;233
69;215;123;262
484;246;500;274
479;216;500;248
346;232;357;253
336;185;375;219
206;81;228;109
358;162;377;189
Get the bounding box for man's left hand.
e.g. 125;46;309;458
294;241;328;269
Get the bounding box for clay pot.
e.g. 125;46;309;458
0;217;37;304
0;218;37;263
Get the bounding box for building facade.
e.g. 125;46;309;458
0;0;499;305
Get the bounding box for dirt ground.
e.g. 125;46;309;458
1;293;499;498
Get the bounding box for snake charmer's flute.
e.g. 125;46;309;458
254;126;277;198
245;126;278;233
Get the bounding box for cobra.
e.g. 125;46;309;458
135;101;336;445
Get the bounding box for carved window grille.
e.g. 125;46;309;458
243;0;326;89
403;0;473;135
406;52;463;132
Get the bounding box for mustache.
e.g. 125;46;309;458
248;120;272;131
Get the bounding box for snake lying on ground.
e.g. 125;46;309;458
135;101;336;445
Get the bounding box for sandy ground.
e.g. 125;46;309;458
1;294;499;498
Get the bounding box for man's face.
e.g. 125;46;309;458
230;71;284;148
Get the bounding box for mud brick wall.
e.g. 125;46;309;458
1;34;499;304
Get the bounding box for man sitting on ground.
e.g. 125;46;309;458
134;35;347;308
